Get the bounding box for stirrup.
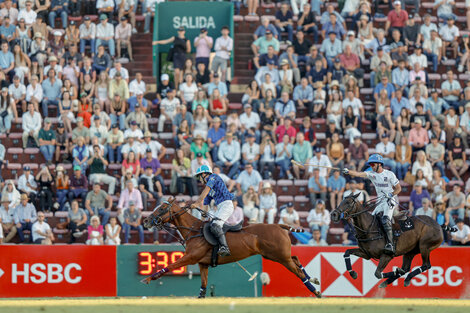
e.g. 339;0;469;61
218;245;231;256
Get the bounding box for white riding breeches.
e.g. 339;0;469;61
212;200;234;227
372;196;398;219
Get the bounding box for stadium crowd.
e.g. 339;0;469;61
0;0;470;247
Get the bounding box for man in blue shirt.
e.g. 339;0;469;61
49;0;69;29
207;73;228;97
374;75;395;101
391;89;410;118
308;168;327;205
127;91;148;113
0;16;17;46
41;68;63;117
0;41;14;81
207;117;225;162
192;165;234;256
327;169;346;210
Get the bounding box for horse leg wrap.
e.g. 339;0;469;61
405;266;424;282
344;255;352;272
198;287;207;298
299;265;311;280
302;278;317;293
151;267;169;280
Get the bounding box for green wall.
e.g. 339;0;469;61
117;245;262;297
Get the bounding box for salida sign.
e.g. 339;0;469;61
0;246;116;297
263;247;469;298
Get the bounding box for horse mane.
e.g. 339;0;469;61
363;197;381;212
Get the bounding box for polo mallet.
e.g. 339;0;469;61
236;261;258;281
291;159;340;171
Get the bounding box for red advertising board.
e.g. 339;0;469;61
0;245;116;297
263;246;470;298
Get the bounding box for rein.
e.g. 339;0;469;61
341;196;383;242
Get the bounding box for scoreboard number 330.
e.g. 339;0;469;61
138;251;186;275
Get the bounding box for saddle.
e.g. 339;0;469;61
202;221;243;267
375;212;415;238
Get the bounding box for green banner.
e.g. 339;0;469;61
117;245;262;297
152;1;234;78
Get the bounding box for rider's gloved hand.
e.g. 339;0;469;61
342;168;349;175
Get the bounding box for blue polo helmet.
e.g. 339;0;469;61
195;165;212;177
367;154;384;165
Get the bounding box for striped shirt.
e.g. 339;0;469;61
203;174;234;206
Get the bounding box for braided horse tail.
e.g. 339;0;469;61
279;224;305;233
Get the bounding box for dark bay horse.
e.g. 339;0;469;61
331;194;444;288
141;198;321;298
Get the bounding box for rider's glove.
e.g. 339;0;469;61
342;168;349;175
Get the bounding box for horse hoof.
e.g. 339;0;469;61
197;295;205;299
310;278;320;285
404;280;411;287
314;290;322;298
349;271;358;279
379;281;388;288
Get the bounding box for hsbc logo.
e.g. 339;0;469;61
305;252;379;296
6;263;82;284
304;253;464;297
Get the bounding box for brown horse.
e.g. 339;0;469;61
140;198;321;298
331;193;444;288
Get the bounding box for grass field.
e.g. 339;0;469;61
1;298;470;313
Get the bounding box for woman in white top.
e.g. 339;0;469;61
242;186;259;223
95;71;110;111
258;182;277;224
307;200;331;241
179;74;198;108
105;217;121;245
411;150;433;181
192;104;211;139
0;88;17;135
326;90;343;130
430;169;446;200
261;73;277;99
1;180;21;209
444;107;460;145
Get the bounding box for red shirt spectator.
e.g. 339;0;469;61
387;2;408;29
275;123;297;143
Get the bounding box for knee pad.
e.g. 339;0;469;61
382;215;391;225
210;222;223;235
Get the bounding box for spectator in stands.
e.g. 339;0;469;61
88;145;116;195
18;0;36;27
246;0;258;16
411;150;433;181
320;31;342;66
377;106;396;141
79;16;96;57
25;74;42;112
73;136;90;173
275;91;296;119
35;165;53;213
193;27;213;68
257;182;276;224
291;133;311;179
278;202;301;234
236;162;262;198
17;165;37;201
297;3;319;44
274;2;294;45
93;45;112;74
434;0;457;22
409;181;431;215
328;169;346;210
415;198;434;217
2;180;20;210
31;211;53;244
105;216;121;245
143;0;158;33
408;119;429;152
107;124;124;163
326;132;344;171
441;70;461;111
54;166;69;211
444;184;466;221
227;200;244;226
86;215;104;245
109;72;129;101
0;195;16;243
254;16;278;41
375;133;397;173
425;88;448;122
392;59;409;96
41;68;62;117
395;135;412;180
68;165;88;204
37;118;55;165
122;200;143;244
347;136;368;171
125;103;148;133
440;17;459;61
209;26;232;83
1;0;18;24
450;218;470;246
117;179;142;224
14;193;37;242
115;16;133;60
48;0;68;29
422;30;441;73
139;164;163;206
448;134;469;182
85;182;112;226
275;134;294;179
307;199;330;240
425;135;445;176
96;14;116;58
241;133;260;170
243;185;259;223
158;88;179;133
385;1;408;36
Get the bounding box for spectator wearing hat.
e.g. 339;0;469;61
68;164;89;203
21;102;41;148
252;29;280;68
14;193;37;242
122;200;144;244
279;202;302;241
385;1;408;36
152;27;190;89
307;199;330;241
41;68;62;117
254;16;278;41
97;0;115;19
139;165;164;209
258;182;277;224
448;135;469;182
37;118;56;164
274;2;294;44
402;13;418;44
31;210;54;245
451;218;470;246
79;16;97;56
320;30;342;67
408;118;429;152
217;132;241;179
106;124;124;163
96;14;115;57
0;194;17;243
30;31;47;67
375;132;397;173
125;102;149;132
158;88;180;132
369;45;392;88
115;16;133;60
108;71;129;101
18;0;36;27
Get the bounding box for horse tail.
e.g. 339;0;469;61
279;224;305;233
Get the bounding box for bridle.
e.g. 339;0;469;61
337;194;371;220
